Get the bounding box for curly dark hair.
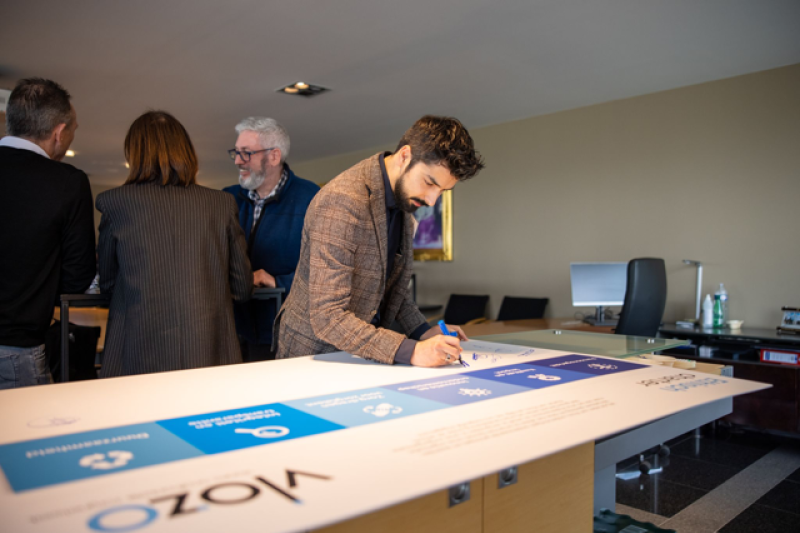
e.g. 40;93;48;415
394;115;484;180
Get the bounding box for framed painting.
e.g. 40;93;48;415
413;190;452;261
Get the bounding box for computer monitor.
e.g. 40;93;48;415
570;262;628;326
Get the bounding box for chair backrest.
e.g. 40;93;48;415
496;297;549;321
615;258;667;337
443;294;490;325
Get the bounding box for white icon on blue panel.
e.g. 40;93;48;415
79;450;134;470
234;426;290;439
458;388;492;397
363;403;403;417
528;374;561;381
588;363;617;370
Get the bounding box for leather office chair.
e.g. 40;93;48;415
615;258;667;338
614;258;670;478
440;294;490;325
496;297;549;321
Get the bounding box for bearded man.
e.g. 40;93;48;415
224;117;319;361
276;116;484;367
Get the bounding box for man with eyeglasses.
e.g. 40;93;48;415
223;117;319;362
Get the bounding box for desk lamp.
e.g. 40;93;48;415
681;259;703;325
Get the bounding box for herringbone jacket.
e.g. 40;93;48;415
276;153;427;363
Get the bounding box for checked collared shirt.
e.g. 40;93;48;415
248;167;289;229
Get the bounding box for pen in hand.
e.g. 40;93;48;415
438;320;469;367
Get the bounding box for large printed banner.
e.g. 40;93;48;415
0;341;769;533
0;353;639;492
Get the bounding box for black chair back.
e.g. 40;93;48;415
45;321;100;382
497;297;549;321
443;294;490;325
615;258;667;337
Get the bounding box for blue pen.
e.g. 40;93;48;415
438;321;469;367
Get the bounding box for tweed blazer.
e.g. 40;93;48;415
276;153;428;363
97;182;253;377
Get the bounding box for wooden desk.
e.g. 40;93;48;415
660;323;800;433
462;318;615;337
49;316;614;355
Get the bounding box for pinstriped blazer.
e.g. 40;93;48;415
96;182;253;377
276;153;427;363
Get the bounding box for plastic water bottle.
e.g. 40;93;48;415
702;294;714;328
716;283;729;323
713;294;724;328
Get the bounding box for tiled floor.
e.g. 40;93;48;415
615;423;800;532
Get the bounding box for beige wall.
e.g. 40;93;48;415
293;64;800;329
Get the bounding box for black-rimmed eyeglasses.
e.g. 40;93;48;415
228;147;276;162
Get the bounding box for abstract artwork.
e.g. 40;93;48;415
413;190;452;261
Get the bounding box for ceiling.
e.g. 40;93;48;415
2;0;799;188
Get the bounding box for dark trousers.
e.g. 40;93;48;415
238;337;276;362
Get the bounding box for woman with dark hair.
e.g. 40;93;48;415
97;111;253;377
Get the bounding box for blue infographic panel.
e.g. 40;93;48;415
285;388;448;428
0;353;640;493
384;374;528;405
0;423;203;492
527;354;644;376
467;364;592;390
157;403;344;454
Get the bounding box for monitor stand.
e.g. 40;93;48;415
583;306;618;327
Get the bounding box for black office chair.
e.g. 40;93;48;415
496;297;549;321
45;321;100;382
441;294;490;325
614;258;670;478
615;258;667;337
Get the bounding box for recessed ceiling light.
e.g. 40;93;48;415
65;150;75;157
277;82;329;98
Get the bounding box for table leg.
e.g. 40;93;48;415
60;301;70;383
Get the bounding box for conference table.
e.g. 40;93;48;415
0;324;768;532
53;288;285;382
461;317;616;337
48;315;615;357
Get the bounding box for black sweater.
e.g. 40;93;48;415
0;146;96;347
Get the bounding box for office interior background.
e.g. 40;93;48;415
1;0;799;328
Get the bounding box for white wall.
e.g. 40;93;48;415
292;64;800;328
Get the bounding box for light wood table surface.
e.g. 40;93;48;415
461;318;615;337
48;313;615;354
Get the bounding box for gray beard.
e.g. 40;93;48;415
239;171;266;191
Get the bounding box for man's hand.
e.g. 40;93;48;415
420;323;469;342
410;335;462;367
253;269;276;288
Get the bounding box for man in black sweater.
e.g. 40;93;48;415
0;78;96;389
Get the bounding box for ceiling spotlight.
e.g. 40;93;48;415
65;150;75;157
277;82;330;98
